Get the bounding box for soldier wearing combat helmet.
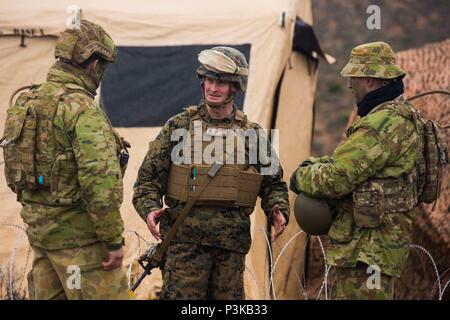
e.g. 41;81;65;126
133;46;290;299
290;41;424;299
1;20;129;299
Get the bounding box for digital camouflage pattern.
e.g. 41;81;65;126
54;20;116;64
340;42;406;79
331;263;395;300
293;98;420;277
133;103;290;255
18;60;125;251
28;243;129;300
160;242;245;299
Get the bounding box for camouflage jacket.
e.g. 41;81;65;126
19;61;125;251
133;104;289;254
294;98;420;277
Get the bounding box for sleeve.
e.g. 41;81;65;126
132;122;173;221
72;102;125;250
254;125;290;224
289;155;332;193
295;126;392;199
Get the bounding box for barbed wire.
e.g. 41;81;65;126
1;224;449;300
410;244;443;300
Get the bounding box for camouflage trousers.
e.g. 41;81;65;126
331;262;395;300
28;242;129;300
160;242;245;300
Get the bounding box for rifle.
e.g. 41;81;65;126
130;243;159;292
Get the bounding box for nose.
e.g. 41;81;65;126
210;80;222;92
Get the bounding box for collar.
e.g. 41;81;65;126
198;101;238;125
46;61;98;96
356;76;405;117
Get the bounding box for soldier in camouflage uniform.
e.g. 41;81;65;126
1;20;129;299
133;46;290;300
290;42;421;300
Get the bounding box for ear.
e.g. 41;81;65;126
88;59;99;72
366;77;381;90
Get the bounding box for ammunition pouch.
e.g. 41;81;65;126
420;120;448;204
352;171;418;228
166;164;263;210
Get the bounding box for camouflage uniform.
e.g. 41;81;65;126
292;42;418;300
133;47;289;300
2;21;128;299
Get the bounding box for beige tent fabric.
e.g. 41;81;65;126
268;1;316;300
270;53;317;300
0;0;317;299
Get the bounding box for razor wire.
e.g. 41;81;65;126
410;244;444;300
272;235;307;300
269;230;304;300
254;227;274;299
1;223;449;300
7;232;27;300
430;268;450;300
0;223;29;299
314;236;330;300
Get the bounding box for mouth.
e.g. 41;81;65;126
206;93;222;100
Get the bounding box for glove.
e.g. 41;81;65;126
299;159;314;167
289;169;300;194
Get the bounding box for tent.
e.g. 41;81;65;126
0;0;331;299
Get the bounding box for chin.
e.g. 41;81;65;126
206;99;225;106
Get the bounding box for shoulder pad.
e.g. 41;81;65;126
235;109;253;129
185;105;198;115
185;105;201;120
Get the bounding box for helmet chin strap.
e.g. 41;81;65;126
86;59;108;87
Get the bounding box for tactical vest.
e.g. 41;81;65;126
1;82;126;204
165;106;263;212
350;99;448;227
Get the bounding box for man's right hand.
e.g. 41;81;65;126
146;208;165;241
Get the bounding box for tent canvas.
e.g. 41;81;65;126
0;0;323;299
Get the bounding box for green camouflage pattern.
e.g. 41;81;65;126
160;242;245;299
28;243;129;300
331;264;395;300
55;20;116;64
293;99;420;277
19;61;125;250
133;103;289;254
197;46;248;91
340;42;406;79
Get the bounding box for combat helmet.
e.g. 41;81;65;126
54;19;116;65
294;193;334;235
197;46;249;91
341;41;406;79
